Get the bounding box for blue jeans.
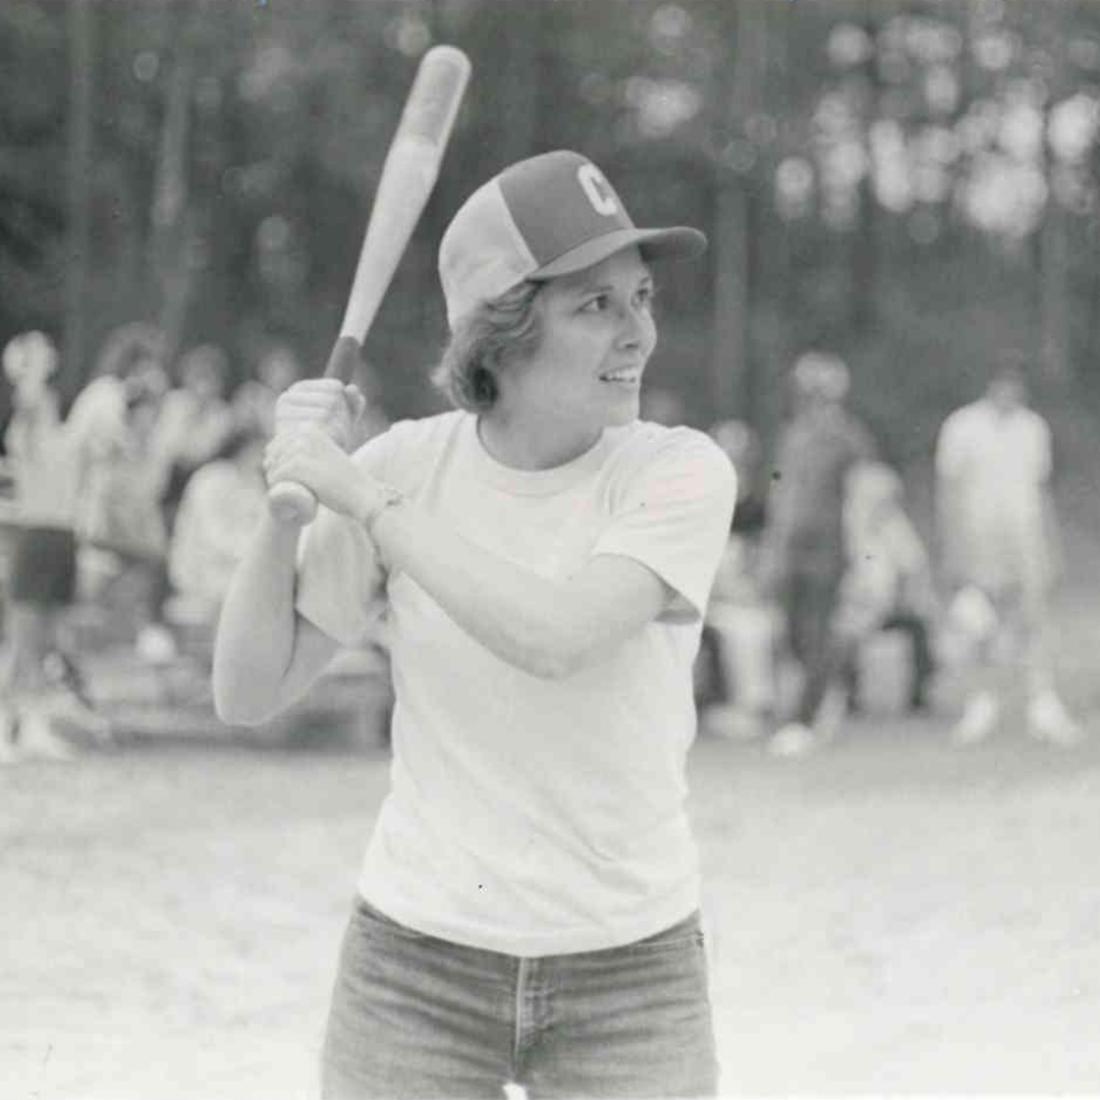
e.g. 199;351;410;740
321;898;718;1099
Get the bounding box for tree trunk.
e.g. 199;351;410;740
63;0;95;402
148;0;201;362
710;0;767;421
1036;3;1071;387
710;178;749;419
1038;201;1071;385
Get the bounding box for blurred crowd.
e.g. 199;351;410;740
0;327;1084;762
0;323;386;762
695;349;1084;758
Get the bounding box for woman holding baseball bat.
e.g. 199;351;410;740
214;150;735;1099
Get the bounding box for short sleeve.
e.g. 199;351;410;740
294;426;402;646
592;429;737;620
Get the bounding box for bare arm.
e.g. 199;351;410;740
211;513;341;725
372;502;672;679
264;419;680;681
255;381;731;690
211;379;369;725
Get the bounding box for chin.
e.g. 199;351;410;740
603;394;641;427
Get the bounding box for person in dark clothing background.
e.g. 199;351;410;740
761;351;875;758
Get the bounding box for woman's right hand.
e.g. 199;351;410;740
273;379;365;452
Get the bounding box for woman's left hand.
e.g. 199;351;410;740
263;426;373;522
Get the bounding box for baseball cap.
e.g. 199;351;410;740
439;150;707;329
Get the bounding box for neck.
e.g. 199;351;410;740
477;404;602;471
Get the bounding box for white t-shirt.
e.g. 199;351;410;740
296;411;736;957
4;390;81;529
935;399;1053;591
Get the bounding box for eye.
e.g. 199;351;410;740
579;293;611;314
634;284;656;310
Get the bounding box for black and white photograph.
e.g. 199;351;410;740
3;1;1100;1097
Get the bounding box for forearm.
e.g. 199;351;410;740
259;411;666;680
212;513;310;723
371;500;659;679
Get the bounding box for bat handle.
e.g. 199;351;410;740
266;337;364;526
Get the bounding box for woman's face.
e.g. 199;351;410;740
507;246;657;432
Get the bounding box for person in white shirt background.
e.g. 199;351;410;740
0;332;108;761
213;150;735;1099
168;425;268;627
934;357;1082;747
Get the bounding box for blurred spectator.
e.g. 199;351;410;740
66;322;166;458
761;351;876;757
153;343;236;531
169;426;268;627
0;332;108;761
834;460;938;715
935;359;1082;747
698;419;780;740
230;342;300;439
69;324;174;663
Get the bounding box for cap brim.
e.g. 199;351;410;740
530;226;707;280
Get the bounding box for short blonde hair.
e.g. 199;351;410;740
432;282;542;413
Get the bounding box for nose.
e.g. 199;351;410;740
614;299;649;349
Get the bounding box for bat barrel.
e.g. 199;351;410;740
399;46;472;147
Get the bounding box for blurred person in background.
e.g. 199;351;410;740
169;425;268;630
68;324;173;663
153;343;236;531
761;350;876;758
935;358;1083;747
0;332;108;762
137;342;236;659
231;342;301;439
66;322;167;449
834;460;938;716
214;150;734;1099
698;418;779;740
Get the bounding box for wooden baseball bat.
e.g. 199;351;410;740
268;44;471;524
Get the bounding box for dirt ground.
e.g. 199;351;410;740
5;595;1100;1099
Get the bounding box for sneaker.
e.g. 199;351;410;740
18;709;76;762
950;691;999;747
768;722;817;759
1028;691;1084;748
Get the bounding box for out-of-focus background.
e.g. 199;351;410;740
3;0;1100;530
3;1;1100;1097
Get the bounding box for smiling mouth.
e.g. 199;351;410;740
598;369;642;385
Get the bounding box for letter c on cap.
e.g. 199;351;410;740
577;164;618;216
